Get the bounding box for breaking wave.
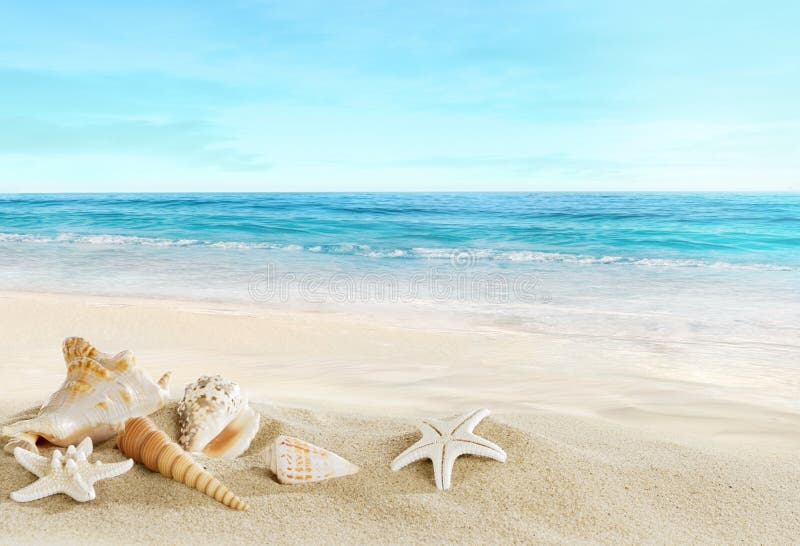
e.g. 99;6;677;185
0;232;794;271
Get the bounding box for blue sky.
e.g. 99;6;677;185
0;1;798;191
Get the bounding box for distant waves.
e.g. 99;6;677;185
0;231;794;271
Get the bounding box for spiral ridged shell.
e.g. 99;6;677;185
117;417;248;510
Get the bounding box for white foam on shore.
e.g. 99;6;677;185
0;232;795;271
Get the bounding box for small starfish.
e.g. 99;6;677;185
10;437;133;503
391;408;506;490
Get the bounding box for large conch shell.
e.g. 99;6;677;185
264;435;359;484
117;416;249;510
177;375;260;459
2;337;171;454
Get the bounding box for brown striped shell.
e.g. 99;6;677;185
117;416;248;510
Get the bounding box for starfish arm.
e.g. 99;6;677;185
390;421;443;471
453;408;491;435
83;459;133;484
451;438;507;462
13;447;50;478
10;477;63;502
421;418;449;436
63;474;96;502
418;421;448;441
390;440;436;471
434;443;452;490
77;437;93;458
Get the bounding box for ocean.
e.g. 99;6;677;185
1;192;798;346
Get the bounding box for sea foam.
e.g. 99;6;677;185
0;232;793;271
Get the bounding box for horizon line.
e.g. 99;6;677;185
2;190;799;195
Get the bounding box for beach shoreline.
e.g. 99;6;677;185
1;289;799;543
0;292;800;544
1;289;798;453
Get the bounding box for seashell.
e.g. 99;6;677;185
264;435;359;484
177;375;260;459
2;337;171;454
117;416;249;510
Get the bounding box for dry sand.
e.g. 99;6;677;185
2;402;798;545
0;291;798;544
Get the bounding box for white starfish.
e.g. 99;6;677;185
390;408;506;490
10;437;133;503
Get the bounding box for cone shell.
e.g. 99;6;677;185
264;435;359;485
2;337;171;454
177;375;260;459
117;416;249;510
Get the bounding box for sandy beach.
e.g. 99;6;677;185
3;0;800;540
0;290;798;544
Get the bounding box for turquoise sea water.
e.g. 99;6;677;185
1;192;798;267
0;192;798;346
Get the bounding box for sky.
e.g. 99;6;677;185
0;0;798;192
